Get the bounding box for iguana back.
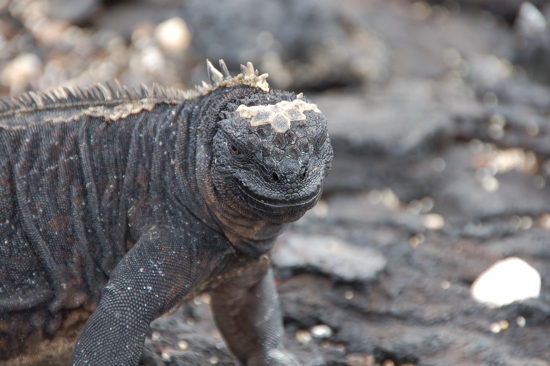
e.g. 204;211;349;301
0;86;200;361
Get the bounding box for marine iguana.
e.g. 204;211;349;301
0;60;333;365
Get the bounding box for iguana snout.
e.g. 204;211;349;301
274;157;303;184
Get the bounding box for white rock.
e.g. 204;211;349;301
154;17;191;51
516;2;546;36
310;324;333;339
471;257;541;307
422;213;445;230
0;53;42;94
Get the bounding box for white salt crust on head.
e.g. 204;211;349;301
236;96;321;133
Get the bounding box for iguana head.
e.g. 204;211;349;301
211;87;332;223
193;60;332;253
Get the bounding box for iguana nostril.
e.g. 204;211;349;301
272;172;280;182
274;158;304;183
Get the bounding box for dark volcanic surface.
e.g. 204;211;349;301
2;0;550;365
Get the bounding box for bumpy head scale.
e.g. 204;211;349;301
235;96;321;133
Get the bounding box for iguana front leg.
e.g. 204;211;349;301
70;227;231;366
210;257;300;366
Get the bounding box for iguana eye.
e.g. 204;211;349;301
228;142;241;155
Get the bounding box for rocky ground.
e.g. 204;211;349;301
2;0;550;365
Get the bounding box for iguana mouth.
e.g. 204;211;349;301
235;179;322;209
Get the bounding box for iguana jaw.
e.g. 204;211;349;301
235;176;323;210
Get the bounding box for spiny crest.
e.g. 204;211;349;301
0;82;192;119
0;59;269;119
203;59;269;93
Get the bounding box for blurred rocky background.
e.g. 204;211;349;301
2;0;550;365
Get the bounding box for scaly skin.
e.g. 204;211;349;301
0;61;333;365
